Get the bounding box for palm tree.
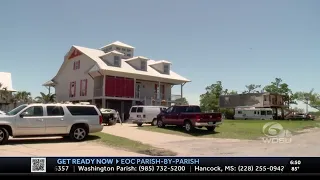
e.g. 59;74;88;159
35;92;56;103
11;91;32;107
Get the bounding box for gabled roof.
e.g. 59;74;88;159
52;45;190;84
99;50;124;57
125;56;149;62
100;41;135;49
149;60;172;65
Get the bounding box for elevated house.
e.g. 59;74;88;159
219;92;289;119
43;41;190;120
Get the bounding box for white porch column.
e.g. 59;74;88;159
181;84;183;99
134;78;136;99
158;81;161;105
121;101;124;121
102;99;106;108
102;75;106;108
181;82;186;99
102;75;106;97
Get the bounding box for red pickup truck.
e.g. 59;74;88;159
156;105;222;132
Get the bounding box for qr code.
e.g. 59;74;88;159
31;157;46;173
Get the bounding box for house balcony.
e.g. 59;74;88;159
263;101;284;107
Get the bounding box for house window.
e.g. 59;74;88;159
127;53;131;57
116;47;120;50
69;81;76;97
80;79;88;96
73;60;80;70
127;49;131;52
122;48;126;51
163;64;169;74
114;56;120;67
141;61;146;70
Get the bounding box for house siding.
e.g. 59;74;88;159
55;54;95;102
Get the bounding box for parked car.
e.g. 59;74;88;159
288;113;315;120
100;108;118;126
129;106;167;126
0;103;104;145
156;105;222;132
306;114;315;120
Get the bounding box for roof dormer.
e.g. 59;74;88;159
149;60;171;74
125;56;149;71
100;41;134;59
99;51;124;67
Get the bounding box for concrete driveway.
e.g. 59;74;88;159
0;136;141;156
102;123;320;156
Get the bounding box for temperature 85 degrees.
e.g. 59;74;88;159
291;166;300;172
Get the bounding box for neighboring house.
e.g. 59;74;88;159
219;93;288;119
44;41;190;120
219;93;285;108
0;72;16;111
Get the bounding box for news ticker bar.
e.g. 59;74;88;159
0;157;317;174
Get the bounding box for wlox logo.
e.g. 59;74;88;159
262;122;292;144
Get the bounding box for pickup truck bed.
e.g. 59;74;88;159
156;105;222;132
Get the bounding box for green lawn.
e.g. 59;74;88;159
137;120;320;140
90;132;176;156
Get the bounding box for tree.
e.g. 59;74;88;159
264;78;296;108
242;84;261;94
223;89;238;95
200;81;223;112
174;97;189;105
35;92;56;103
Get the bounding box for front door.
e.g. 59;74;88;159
15;105;45;136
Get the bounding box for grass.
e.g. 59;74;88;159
90;132;176;156
137;120;320;140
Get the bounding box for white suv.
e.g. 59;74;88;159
0;103;104;145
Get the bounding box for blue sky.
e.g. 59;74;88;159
0;0;319;110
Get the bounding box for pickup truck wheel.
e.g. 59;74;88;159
70;126;88;141
0;128;9;145
152;119;157;126
157;120;165;128
206;127;215;131
184;121;194;132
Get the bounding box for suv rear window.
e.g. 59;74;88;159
67;106;98;115
131;107;137;112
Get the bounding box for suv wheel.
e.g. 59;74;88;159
152;119;157;126
0;128;9;145
70;126;88;141
137;123;143;127
184;121;194;132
